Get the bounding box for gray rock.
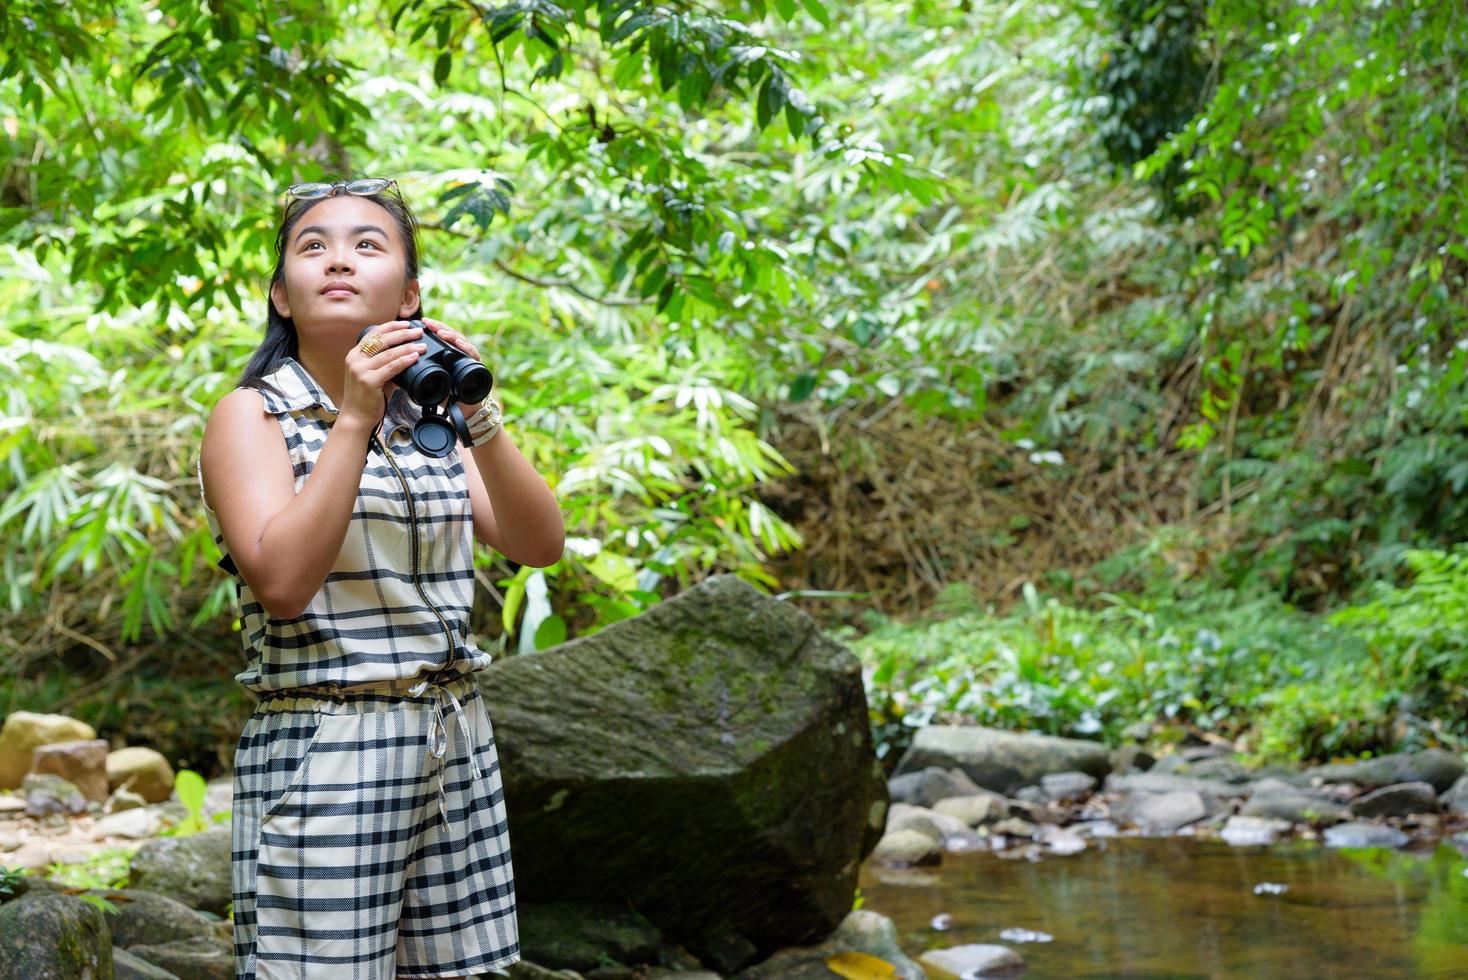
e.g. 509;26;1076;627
106;787;150;814
93;807;161;839
127;934;233;980
30;739;111;802
932;792;1009;827
504;961;588;979
1116;791;1208;834
1440;774;1468;814
894;726;1109;795
1040;771;1097;800
128;828;232;916
1241;778;1348;824
1349;781;1438;818
886;803;983;853
21;771;89;817
518;901;662;972
872;829;942;867
1109;744;1155;773
92;887;225;948
886;802;970;842
989;817;1037;839
1070;819;1119;838
1014;785;1045;803
1039;827;1087;855
1305;748;1465;793
919;943;1026;977
1184;757;1253;783
0;891;114;978
1323;822;1410;849
887;766;982;807
114;946;182;978
1105;771;1238;800
1219;815;1292;847
481;576;886;974
730;909;925;980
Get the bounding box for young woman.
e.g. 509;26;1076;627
199;176;563;979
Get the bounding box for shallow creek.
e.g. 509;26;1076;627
858;837;1468;978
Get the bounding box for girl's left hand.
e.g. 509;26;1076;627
419;318;487;408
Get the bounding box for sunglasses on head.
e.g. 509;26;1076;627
284;177;400;202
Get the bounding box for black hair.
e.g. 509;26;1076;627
238;178;423;408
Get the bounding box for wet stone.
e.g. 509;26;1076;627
1350;781;1438;819
1323;821;1410;850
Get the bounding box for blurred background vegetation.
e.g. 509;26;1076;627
1;0;1464;777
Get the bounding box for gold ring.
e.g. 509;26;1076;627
358;335;386;357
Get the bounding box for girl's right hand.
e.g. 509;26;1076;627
339;321;427;431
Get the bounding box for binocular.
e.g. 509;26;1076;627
357;319;493;457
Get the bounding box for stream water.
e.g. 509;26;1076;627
858;837;1468;978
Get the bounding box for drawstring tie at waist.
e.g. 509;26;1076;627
261;669;483;828
406;674;484;827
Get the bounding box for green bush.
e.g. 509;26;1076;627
846;563;1468;765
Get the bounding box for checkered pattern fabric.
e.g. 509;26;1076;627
198;358;519;977
198;357;494;694
232;671;518;978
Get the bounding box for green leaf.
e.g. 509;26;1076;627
534;614;567;649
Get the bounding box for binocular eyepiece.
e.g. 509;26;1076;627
357;319;493;458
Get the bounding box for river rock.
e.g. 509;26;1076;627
1182;757;1252;783
1241;778;1347;824
872;829;942;867
21;772;90;817
112;950;179;980
94;887;225;948
933;792;1009;826
107;746;176;804
1440;775;1468;813
887;802;975;844
1219;815;1292;847
106;787;150;814
1305;748;1465;794
518;900;662;971
0;890;113;978
1105;771;1237;800
0;712;97;790
887;766;983;807
114;945;181;978
128;827;232;916
918;943;1025;977
730;909;925;980
94;806;162;839
1349;781;1438;818
1116;790;1208;834
480;575;887;974
1040;771;1097;800
29;738;111;802
894;726;1110;795
127;934;234;980
1110;744;1155;773
1323;821;1410;849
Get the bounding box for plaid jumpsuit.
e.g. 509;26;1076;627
200;357;520;979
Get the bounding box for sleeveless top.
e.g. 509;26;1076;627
197;357;493;695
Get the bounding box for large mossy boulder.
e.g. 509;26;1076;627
480;575;887;973
0;891;114;978
893;726;1110;795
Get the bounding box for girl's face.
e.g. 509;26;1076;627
270;195;420;341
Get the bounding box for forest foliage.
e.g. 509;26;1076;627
1;0;1464;767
